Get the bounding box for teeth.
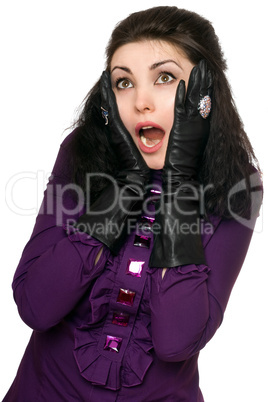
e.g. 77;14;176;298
142;126;154;130
140;135;160;147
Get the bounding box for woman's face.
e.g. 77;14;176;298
110;40;195;169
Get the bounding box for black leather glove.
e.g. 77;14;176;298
75;71;150;254
149;60;212;268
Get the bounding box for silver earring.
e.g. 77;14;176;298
101;107;109;125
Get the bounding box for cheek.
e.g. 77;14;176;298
161;90;176;131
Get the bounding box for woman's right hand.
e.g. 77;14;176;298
75;73;150;254
100;71;150;189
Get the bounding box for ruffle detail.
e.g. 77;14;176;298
174;263;210;275
73;256;154;390
73;317;153;390
63;222;112;278
70;217;155;391
147;264;211;295
121;340;153;387
147;263;210;276
87;252;117;324
122;315;154;387
63;222;103;247
73;326;122;390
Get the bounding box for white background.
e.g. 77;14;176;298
0;1;267;401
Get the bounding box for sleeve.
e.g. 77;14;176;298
12;129;111;332
149;216;257;362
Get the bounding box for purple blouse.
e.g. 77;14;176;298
3;130;257;402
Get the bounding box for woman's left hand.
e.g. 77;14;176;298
149;60;213;268
163;59;212;189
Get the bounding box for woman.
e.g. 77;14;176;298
3;6;262;402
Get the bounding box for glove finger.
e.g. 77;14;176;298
199;59;207;96
199;59;213;96
100;71;110;110
100;71;133;138
165;80;185;166
100;71;121;123
185;65;201;114
198;60;213;118
174;79;186;119
207;70;213;97
176;79;186;108
100;71;148;172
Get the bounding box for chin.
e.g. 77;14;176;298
146;159;164;170
142;152;165;170
141;146;167;170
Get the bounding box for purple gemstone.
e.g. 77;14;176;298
126;259;145;277
140;216;155;232
133;234;151;249
103;335;122;353
117;288;136;306
150;188;161;194
112;311;129;327
141;215;155;224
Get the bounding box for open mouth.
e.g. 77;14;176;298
135;122;165;153
139;126;165;147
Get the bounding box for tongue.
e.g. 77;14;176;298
141;128;164;140
140;128;165;148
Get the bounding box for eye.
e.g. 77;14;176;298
155;72;176;85
116;78;133;90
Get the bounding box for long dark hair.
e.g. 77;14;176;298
70;6;261;218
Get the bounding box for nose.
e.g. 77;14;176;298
134;87;155;113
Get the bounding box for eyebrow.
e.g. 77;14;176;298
150;59;182;70
111;59;182;74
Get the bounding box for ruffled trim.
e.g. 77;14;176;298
69;221;154;390
147;263;209;276
147;264;211;295
73;251;154;390
63;222;112;278
73;318;153;390
73;326;122;390
174;263;210;275
122;316;153;387
63;222;103;246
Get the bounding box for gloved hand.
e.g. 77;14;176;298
75;71;150;255
149;59;213;268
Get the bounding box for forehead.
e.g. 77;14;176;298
110;40;188;68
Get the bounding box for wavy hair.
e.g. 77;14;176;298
70;6;261;218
